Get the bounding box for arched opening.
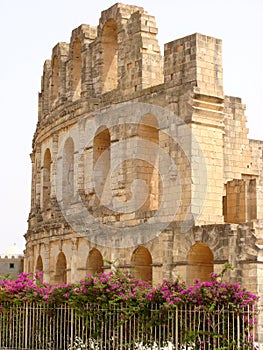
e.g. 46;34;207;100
131;246;152;283
55;252;67;284
93;127;111;205
36;255;43;272
72;38;82;99
62;138;74;206
52;55;59;102
187;242;214;285
137;114;159;210
42;148;51;209
87;248;103;275
101;20;118;93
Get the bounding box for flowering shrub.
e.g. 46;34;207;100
0;265;258;309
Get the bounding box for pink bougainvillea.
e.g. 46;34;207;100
0;267;258;310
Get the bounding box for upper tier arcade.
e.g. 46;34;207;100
38;3;164;122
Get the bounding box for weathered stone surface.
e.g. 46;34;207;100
24;3;263;340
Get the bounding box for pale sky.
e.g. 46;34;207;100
0;0;262;254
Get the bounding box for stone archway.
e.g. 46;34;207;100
36;255;43;272
87;248;103;275
72;38;82;99
131;246;152;283
101;19;118;93
42;148;51;209
138;114;159;211
187;242;213;285
93;127;111;205
55;252;67;284
62;137;74;205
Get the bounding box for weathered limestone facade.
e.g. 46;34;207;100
25;3;263;337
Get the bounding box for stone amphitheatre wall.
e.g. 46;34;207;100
24;7;263;335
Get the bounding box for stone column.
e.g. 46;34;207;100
71;238;78;282
43;241;50;284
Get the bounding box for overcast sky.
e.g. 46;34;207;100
0;0;262;254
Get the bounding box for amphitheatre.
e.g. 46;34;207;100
24;3;263;339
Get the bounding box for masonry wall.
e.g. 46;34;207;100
24;3;263;339
0;257;24;278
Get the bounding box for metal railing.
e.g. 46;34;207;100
0;302;256;349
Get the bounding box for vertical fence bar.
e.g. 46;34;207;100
179;307;182;346
44;304;47;349
24;303;28;349
237;310;240;349
21;303;24;349
8;304;12;348
65;304;69;349
104;305;107;348
55;305;58;348
252;305;256;346
175;306;178;350
31;304;34;349
232;309;235;349
11;304;14;348
70;306;74;349
227;305;230;346
220;306;223;349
